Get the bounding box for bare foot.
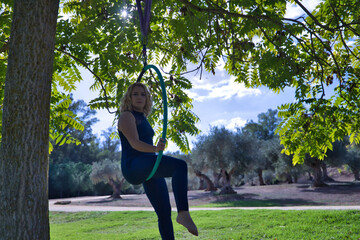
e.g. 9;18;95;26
176;211;198;236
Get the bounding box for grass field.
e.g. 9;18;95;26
192;199;307;208
50;209;360;239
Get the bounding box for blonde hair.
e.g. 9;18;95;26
120;82;152;116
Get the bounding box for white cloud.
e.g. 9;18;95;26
211;117;247;131
187;75;261;102
184;58;261;102
347;40;356;46
285;0;321;19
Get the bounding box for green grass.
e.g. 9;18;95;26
50;210;360;240
194;199;310;208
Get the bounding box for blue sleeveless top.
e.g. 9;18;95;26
119;111;155;160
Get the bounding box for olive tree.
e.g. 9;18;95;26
90;159;125;199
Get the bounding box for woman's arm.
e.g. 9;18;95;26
118;112;165;153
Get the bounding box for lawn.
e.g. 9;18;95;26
193;199;308;208
50;209;360;239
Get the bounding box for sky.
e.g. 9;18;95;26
71;0;319;152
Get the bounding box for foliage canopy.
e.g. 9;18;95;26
1;0;360;161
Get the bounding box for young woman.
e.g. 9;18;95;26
117;82;198;239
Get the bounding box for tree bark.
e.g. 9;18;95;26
219;169;236;195
293;173;298;183
321;162;335;182
307;171;313;181
213;171;222;188
257;169;265;186
350;167;360;181
0;1;59;239
286;173;293;184
108;178;125;199
195;170;217;191
198;178;206;190
310;161;328;187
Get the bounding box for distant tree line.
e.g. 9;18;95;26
49;102;360;199
188;109;360;191
49;100;127;199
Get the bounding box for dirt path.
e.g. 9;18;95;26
49;203;360;212
49;182;360;212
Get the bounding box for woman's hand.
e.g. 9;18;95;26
155;138;167;152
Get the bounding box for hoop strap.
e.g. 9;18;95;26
137;65;168;181
136;0;152;38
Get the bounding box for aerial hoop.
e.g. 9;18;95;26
137;65;168;181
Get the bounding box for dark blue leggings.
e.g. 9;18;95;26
122;154;189;240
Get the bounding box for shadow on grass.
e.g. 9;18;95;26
196;197;321;208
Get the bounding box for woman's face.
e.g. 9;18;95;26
131;85;147;112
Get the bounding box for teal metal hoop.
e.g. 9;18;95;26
137;65;168;181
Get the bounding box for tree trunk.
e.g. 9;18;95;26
350;167;360;181
310;161;328;187
257;169;265;186
213;172;222;188
286;173;293;184
198;178;206;190
108;178;125;199
0;1;59;239
307;171;313;181
293;174;298;183
194;170;217;191
321;162;335;182
219;169;236;195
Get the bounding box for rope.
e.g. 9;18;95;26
136;0;152;41
87;1;152;115
137;65;168;181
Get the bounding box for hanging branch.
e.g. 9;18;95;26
339;31;360;61
293;0;334;32
55;47;116;114
153;44;209;79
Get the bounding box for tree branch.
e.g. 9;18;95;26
293;0;334;32
177;0;273;22
329;1;360;37
339;31;360;61
55;47;116;114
